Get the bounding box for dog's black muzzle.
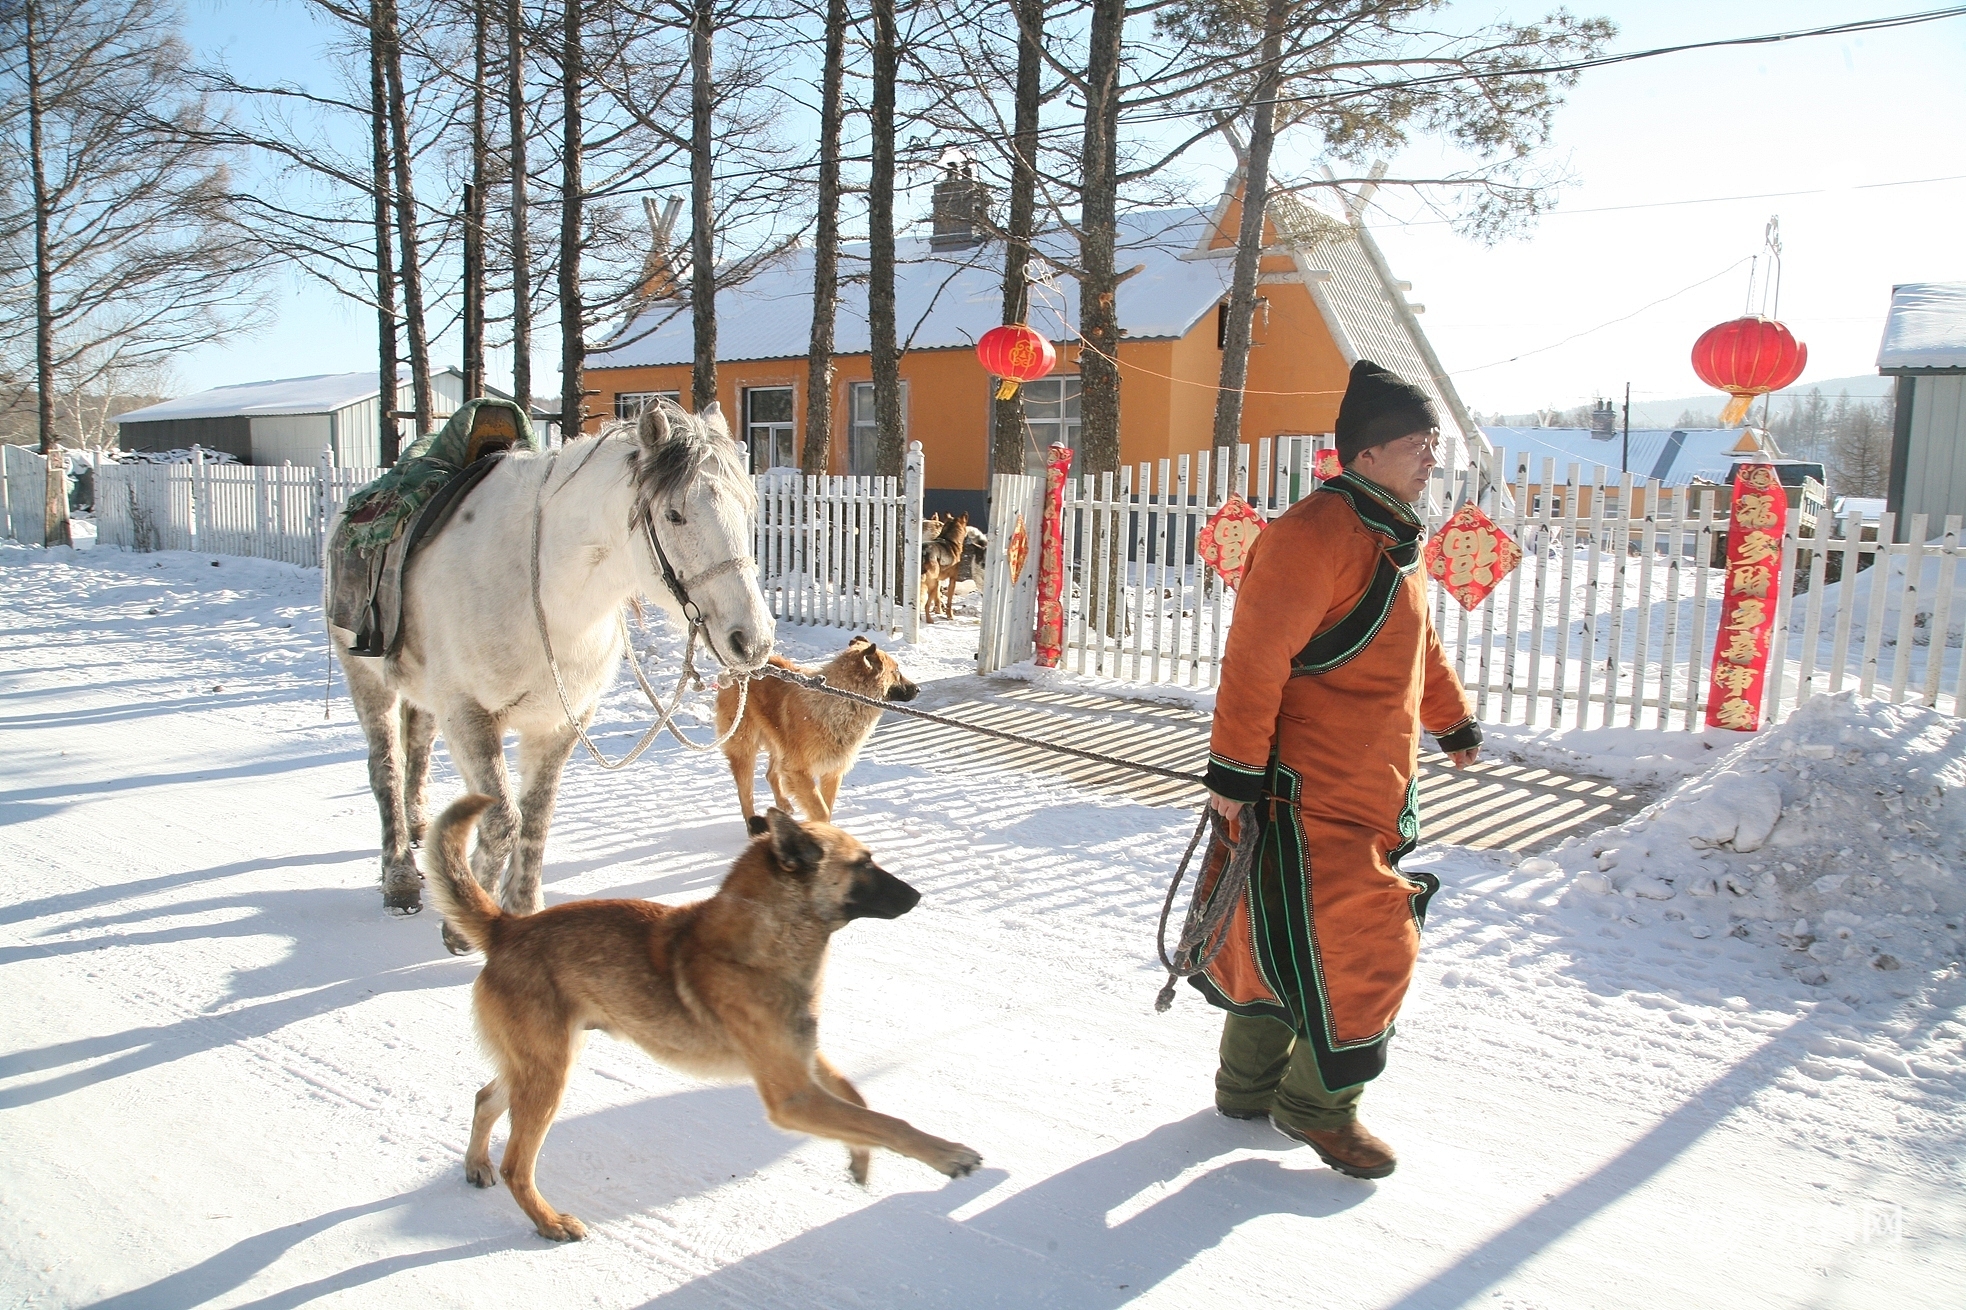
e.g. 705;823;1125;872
844;864;921;920
886;680;920;703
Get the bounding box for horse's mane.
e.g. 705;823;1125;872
596;399;753;528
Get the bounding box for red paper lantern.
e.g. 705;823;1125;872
977;324;1057;400
1691;316;1807;427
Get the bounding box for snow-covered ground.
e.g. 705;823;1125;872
3;543;1962;1309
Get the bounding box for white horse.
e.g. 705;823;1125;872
326;402;773;937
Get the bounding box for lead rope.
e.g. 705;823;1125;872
529;455;751;769
1153;804;1259;1013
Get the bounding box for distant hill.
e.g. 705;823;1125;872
1486;375;1895;430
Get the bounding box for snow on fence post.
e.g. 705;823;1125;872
315;448;333;568
901;441;924;644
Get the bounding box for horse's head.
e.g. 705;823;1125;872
628;400;774;672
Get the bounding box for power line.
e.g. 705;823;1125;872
1455;257;1754;375
1379;172;1966;228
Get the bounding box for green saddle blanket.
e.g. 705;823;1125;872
333;398;539;555
326;398;540;657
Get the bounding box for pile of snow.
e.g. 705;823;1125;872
1548;692;1966;995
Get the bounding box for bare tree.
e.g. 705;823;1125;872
1;0;264;543
990;0;1045;476
800;0;847;474
1829;392;1893;499
869;0;906;478
506;0;533;410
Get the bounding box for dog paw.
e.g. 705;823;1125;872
464;1160;497;1189
537;1213;587;1242
933;1142;983;1178
849;1147;871;1186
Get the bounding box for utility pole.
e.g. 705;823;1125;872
1622;382;1630;477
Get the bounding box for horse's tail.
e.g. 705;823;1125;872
424;795;503;952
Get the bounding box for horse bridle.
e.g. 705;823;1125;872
640;514;756;662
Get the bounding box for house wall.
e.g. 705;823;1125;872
1899;374;1966;535
249;414;334;466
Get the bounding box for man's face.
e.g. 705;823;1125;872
1352;428;1439;503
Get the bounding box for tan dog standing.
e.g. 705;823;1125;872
424;795;981;1242
715;636;917;834
919;512;968;622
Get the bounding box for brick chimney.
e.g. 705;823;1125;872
930;148;991;251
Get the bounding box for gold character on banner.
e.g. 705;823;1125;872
1734;492;1781;530
1729;564;1771;597
1721;629;1762;663
1713;697;1759;730
1733;531;1780;566
1726;598;1770;631
1712;662;1757;694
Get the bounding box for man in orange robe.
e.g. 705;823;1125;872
1195;359;1481;1180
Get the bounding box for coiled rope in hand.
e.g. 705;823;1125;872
1153;804;1259;1013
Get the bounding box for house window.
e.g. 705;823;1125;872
1013;375;1081;477
849;381;907;478
614;390;679;420
745;386;796;470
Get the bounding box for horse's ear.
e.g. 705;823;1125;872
698;401;730;440
637;401;672;450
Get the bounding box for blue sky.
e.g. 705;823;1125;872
172;0;1966;416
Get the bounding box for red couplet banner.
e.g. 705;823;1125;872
1706;464;1788;732
1033;443;1073;667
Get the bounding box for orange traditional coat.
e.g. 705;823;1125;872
1195;470;1479;1088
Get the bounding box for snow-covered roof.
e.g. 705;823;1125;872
1482;426;1781;487
1877;281;1966;371
114;372;393;424
589;208;1236;369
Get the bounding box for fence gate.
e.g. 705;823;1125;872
976;472;1043;674
752;441;924;639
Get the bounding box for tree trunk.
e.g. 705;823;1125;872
688;0;717;412
506;0;532;417
1076;0;1123;478
559;0;585;437
800;0;846;476
869;0;902;480
24;0;69;545
463;0;488;401
380;0;433;437
1211;0;1286;460
990;0;1042;477
369;1;401;463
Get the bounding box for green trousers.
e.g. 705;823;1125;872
1215;1013;1363;1131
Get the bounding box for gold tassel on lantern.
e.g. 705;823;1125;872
995;378;1021;401
1719;393;1756;426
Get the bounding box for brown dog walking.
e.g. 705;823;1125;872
423;795;981;1242
715;637;917;834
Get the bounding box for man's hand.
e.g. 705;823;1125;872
1446;746;1480;769
1208;791;1243;820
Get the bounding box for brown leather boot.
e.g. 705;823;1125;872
1271;1116;1397;1179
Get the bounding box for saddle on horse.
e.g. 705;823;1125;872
327;398;539;657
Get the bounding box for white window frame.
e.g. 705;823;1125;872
849;380;908;478
1006;374;1081;478
614;390;679;421
745;386;798;471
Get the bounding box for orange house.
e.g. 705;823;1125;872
585;176;1481;525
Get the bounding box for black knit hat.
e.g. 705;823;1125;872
1335;359;1437;465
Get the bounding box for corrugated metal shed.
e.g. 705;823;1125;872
1879;280;1966;536
113;370;466;466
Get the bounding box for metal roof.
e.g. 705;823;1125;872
1878;281;1966;371
113;371;393;424
1482;426;1780;487
588;208;1236;370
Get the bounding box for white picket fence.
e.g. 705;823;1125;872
753;442;924;639
71;446;927;638
92;452;375;566
977;438;1957;731
3;443;53;542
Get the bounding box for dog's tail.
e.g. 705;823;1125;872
424;794;503;953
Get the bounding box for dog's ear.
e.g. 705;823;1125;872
861;641;882;671
765;808;823;877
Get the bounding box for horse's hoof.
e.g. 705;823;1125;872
440;921;476;956
382;867;423;915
